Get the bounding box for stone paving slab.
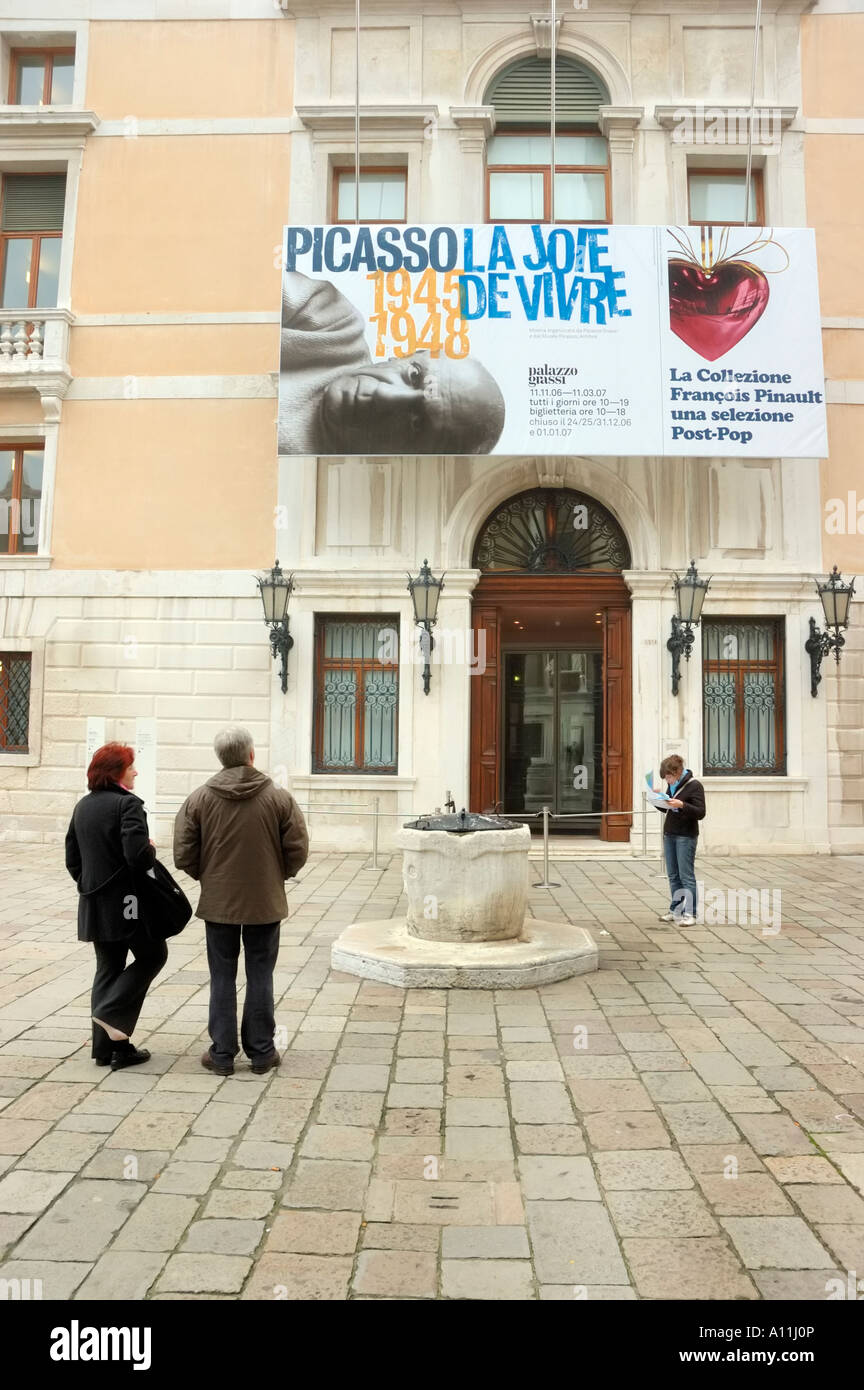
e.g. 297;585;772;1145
1;845;863;1300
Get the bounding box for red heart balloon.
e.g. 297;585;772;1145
668;259;770;361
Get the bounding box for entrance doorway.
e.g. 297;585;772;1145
468;487;633;842
503;648;603;829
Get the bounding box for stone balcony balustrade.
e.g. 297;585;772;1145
0;308;74;419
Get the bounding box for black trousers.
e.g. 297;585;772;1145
205;922;280;1067
91;931;169;1060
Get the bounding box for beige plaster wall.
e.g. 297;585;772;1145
86;20;294;119
70;134;290;314
802;14;863;120
68;325;279;378
51;400;277;570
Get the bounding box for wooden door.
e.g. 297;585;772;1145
470;604;500;812
470;577;632;835
602;605;632;841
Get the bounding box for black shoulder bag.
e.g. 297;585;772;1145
137;859;194;939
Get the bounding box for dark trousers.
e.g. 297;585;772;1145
205;922;280;1066
664;834;699;918
91;932;169;1059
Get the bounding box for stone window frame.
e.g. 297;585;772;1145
0;635;44;768
701;616;787;777
656;108;798;227
311;611;401;776
296;108;435;227
0;19;89;110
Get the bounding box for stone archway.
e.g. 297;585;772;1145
462;29;633;111
468;483;634;841
442;457;658;572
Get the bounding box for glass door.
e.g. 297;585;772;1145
502;649;603;832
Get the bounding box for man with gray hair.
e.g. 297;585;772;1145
173;727;308;1075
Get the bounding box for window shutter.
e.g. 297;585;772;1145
486;57;610;127
1;174;66;232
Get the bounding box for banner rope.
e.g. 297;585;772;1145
744;0;764;228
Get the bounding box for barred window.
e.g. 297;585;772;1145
702;620;785;775
0;652;31;752
313;616;399;773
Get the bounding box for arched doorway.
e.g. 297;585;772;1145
470;488;633;841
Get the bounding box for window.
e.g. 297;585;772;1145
688;170;763;227
702;620;785;775
487;133;609;223
8;48;75;105
0;445;43;555
313;616;399;773
333;169;407;224
0;174;66;309
473;488;631;572
485;56;611;223
0;652;31;752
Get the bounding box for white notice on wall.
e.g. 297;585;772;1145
85;718;105;791
135;717;157;815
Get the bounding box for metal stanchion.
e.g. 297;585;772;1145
370;795;380;870
531;805;561;888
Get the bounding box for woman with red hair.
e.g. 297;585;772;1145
65;742;168;1069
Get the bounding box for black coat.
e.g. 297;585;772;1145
659;769;706;839
65;786;157;942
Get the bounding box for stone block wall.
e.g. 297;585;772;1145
0;592;273;845
826;622;864;850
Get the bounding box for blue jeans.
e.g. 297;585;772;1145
664;836;699;918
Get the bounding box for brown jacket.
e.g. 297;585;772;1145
173;765;309;925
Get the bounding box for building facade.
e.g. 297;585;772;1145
0;0;861;859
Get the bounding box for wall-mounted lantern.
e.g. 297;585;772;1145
407;559;444;695
256;559;295;694
805;565;856;697
668;560;712;696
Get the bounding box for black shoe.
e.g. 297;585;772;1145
251;1051;281;1076
94;1057;112;1067
201;1050;233;1077
110;1042;151;1071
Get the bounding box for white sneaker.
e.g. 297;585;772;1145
679;914;697;926
658;912;676;922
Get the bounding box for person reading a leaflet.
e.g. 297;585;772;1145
279;271;505;456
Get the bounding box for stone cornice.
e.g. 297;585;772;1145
281;1;815;16
654;105;799;134
296;105;439;142
0;109;100;145
624;570;823;602
599;105;645;149
0;568;482;600
450;105;496;153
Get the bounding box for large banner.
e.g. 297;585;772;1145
278;224;827;459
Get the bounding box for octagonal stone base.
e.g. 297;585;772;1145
330;918;598;989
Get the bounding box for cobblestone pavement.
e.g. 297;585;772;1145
1;843;864;1301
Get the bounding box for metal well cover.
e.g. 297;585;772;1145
404;808;522;834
